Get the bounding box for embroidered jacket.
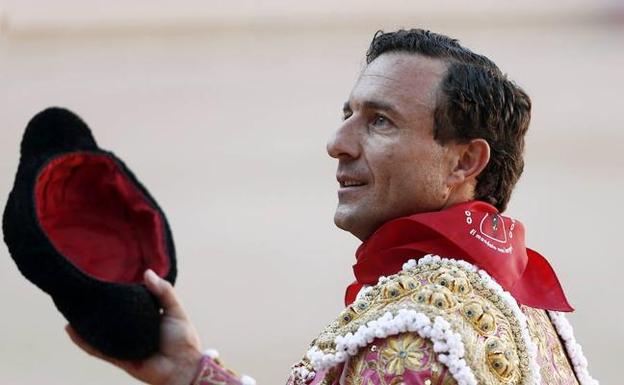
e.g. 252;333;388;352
193;256;598;385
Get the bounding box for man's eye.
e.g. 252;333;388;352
371;114;392;128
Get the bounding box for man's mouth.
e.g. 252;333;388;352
339;180;366;188
337;174;368;190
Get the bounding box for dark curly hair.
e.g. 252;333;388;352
366;29;531;212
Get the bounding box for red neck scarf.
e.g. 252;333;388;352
345;200;573;312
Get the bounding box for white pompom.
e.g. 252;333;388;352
241;375;256;385
203;349;219;359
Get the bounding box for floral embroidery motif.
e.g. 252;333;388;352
343;333;443;385
380;334;430;375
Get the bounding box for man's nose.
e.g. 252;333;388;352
326;120;361;160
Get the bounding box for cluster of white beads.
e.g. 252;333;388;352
548;311;599;385
290;365;315;384
306;309;477;385
403;254;478;274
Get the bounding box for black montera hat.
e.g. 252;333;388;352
3;107;177;360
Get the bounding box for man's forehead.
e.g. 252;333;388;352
349;53;447;111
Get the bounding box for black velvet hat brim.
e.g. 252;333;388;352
3;107;177;360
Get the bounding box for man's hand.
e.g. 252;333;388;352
65;269;203;385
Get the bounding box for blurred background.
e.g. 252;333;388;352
0;1;622;384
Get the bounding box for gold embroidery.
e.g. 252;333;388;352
318;366;340;385
431;361;458;385
343;346;368;385
522;306;580;385
429;268;472;296
381;281;408;301
462;300;497;335
380;276;421;300
412;284;457;311
338;307;358;326
387;376;405;385
484;336;520;382
380;334;431;375
293;260;537;385
344;332;434;385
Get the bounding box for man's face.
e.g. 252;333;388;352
327;53;455;240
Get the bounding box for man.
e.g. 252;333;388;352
67;29;597;385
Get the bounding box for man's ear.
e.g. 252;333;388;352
447;138;490;186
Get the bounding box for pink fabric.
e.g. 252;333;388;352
192;355;244;385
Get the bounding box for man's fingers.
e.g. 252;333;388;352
144;269;189;320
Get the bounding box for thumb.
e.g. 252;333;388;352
144;269;189;320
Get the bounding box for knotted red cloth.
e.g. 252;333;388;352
345;200;573;312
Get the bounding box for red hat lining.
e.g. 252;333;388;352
35;153;169;283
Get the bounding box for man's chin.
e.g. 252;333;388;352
333;206;355;230
333;208;371;241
